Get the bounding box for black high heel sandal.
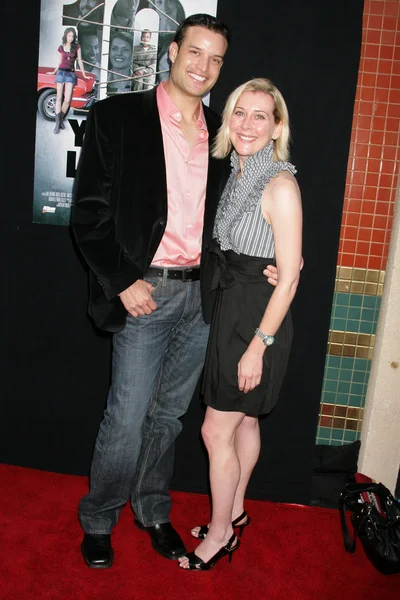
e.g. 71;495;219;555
180;533;240;571
191;511;251;540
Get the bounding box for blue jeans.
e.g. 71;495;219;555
79;274;210;533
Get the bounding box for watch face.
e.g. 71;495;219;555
265;336;274;346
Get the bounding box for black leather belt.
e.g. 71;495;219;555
146;266;200;282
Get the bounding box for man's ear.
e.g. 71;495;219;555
169;41;178;64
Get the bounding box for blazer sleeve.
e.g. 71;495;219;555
71;101;142;300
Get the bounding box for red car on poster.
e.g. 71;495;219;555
37;67;97;120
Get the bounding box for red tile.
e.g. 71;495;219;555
372;229;386;243
394;47;400;61
363;201;377;214
381;160;396;175
367;255;383;270
367;158;382;173
349;185;364;199
387;103;400;119
357;116;373;130
374;102;388;117
343;240;357;253
373;116;387;131
392;60;400;76
360;214;374;227
366;29;381;44
356;255;369;268
376;74;391;88
376;203;390;215
369;15;384;29
366;173;379;186
364;186;378;200
377;188;392;201
379;173;394;187
371;131;385;144
356;129;370;144
351;171;366;185
379;45;395;60
377;60;393;74
384;1;399;17
353;157;368;172
384;131;398;145
386;117;400;133
356;241;371;254
354;143;369;158
389;76;400;94
348;199;362;212
361;86;376;101
389;89;400;105
369;0;383;15
341;253;356;268
365;44;380;59
373;215;388;229
381;30;396;45
359;100;375;115
370;242;384;256
382;16;397;31
346;213;361;227
364;58;380;74
358;228;372;242
344;226;358;240
369;145;383;159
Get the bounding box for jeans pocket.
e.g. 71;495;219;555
145;277;162;297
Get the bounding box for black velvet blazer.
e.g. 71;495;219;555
71;87;229;332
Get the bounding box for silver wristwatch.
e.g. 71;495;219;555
254;328;275;346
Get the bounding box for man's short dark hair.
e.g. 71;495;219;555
173;14;230;48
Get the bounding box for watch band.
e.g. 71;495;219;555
254;328;275;346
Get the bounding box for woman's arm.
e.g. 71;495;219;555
47;51;62;75
238;172;303;393
76;47;90;79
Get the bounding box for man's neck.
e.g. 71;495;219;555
163;80;202;124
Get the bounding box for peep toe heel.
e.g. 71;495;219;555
180;533;240;571
191;511;251;540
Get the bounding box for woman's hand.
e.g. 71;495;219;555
83;74;91;80
238;348;264;394
46;71;56;75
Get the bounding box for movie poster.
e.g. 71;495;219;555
33;0;219;226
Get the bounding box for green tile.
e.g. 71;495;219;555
346;319;361;332
347;394;363;407
341;357;355;369
361;308;377;322
328;356;342;368
338;381;350;393
336;393;350;405
334;306;349;319
350;382;365;395
317;426;333;438
359;320;374;334
330;439;345;446
343;430;359;442
350;295;363;307
363;296;380;309
348;307;361;320
336;293;350;306
326;367;339;380
332;429;345;441
324;380;338;393
354;358;369;371
339;369;352;382
352;370;367;383
333;318;347;330
322;391;337;403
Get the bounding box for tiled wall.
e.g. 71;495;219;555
316;0;400;445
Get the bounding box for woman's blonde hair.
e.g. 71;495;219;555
212;78;291;162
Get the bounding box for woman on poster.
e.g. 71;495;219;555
178;78;303;571
48;27;89;134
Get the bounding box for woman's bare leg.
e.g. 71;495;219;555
179;407;244;568
61;82;74;115
232;415;260;521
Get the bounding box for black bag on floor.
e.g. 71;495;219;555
339;481;400;575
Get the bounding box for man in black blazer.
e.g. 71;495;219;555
71;14;231;568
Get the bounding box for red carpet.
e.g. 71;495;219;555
0;464;398;600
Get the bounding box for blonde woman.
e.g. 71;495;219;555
179;78;303;571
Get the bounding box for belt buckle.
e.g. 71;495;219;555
181;268;193;282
